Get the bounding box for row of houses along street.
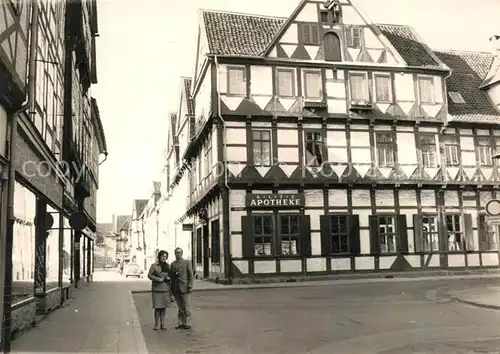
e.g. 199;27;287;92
0;0;107;350
106;0;500;285
1;0;499;353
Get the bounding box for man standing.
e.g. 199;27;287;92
170;247;193;329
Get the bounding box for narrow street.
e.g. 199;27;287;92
133;277;500;354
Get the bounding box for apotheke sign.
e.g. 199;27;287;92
246;193;305;208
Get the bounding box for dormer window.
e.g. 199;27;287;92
448;91;465;104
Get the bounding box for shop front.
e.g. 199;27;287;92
226;188;500;284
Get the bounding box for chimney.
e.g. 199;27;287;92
490;35;500;55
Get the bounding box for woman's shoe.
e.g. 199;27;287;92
153;326;158;330
175;325;185;329
160;326;166;330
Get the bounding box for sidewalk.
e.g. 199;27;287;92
11;272;149;354
451;286;500;310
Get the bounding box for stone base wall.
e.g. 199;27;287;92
45;289;61;312
11;298;36;339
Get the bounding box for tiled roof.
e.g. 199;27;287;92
134;199;149;219
200;10;443;69
97;223;114;236
434;50;500;124
169;112;178;146
183;77;195;116
115;215;131;233
376;24;443;68
119;218;130;232
202;10;286;56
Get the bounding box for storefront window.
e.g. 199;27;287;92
80;236;86;278
90;240;94;274
62;216;72;285
46;206;60;290
12;182;36;302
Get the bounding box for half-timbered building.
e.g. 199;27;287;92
0;0;107;344
172;0;500;283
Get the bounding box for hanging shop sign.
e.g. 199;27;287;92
245;193;305;208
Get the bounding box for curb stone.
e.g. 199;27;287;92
131;273;500;294
452;296;500;311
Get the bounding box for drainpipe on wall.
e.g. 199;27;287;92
1;2;39;352
214;55;232;284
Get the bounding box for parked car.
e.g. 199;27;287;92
124;263;144;278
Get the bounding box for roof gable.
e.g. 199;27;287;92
480;56;500;89
200;3;444;70
264;0;404;65
115;215;131;233
434;50;500;124
133;199;149;219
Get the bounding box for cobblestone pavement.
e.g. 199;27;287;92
133;277;500;354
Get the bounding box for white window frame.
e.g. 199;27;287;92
373;73;392;103
227;65;246;96
276;67;296;98
417;75;435;104
477;138;493;166
419;134;439;168
302;69;322;101
349;72;369;102
375;131;395;167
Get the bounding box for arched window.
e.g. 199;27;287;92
324;32;342;62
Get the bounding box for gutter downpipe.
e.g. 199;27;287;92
441;68;453;129
2;2;39;352
214;55;232;284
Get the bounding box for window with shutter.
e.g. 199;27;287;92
319;214;357;255
300;24;320;45
369;215;380;255
478;214;499;251
279;215;300;255
196;228;202;264
445;214;465;251
464;213;474;251
253;215;274;256
300;215;312;256
397;215;408;253
417;214;439;252
346;27;362;48
349;215;361;255
210;219;221;264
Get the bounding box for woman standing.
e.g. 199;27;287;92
148;250;172;330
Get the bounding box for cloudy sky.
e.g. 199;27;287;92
91;0;500;222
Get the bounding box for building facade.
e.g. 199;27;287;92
171;0;500;283
0;0;107;346
113;214;131;263
129;199;148;269
157;79;196;264
142;182;161;269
